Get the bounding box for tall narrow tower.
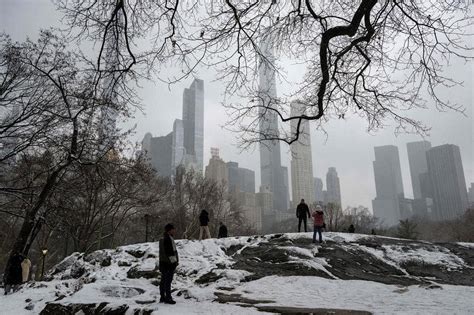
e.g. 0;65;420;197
326;167;342;207
290;101;315;205
182;78;204;172
258;37;288;211
99;11;122;149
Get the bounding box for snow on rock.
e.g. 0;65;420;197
0;232;473;314
233;275;474;314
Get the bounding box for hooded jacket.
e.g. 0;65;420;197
312;210;324;227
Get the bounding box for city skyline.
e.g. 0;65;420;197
3;0;471;213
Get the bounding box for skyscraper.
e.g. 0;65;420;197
258;37;288;211
426;144;469;220
406;141;432;217
140;132;173;177
99;11;122;149
314;177;324;203
326;167;342;207
372;145;405;226
141;79;204;177
171;119;185;174
182;79;204;172
468;183;474;207
290;101;315;206
407;141;432;199
205;148;228;186
227;161;256;194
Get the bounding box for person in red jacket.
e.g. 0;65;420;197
312;205;325;244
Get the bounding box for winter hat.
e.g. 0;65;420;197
315;205;323;210
164;223;175;232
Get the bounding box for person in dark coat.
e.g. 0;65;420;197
159;223;179;304
199;209;211;240
217;222;228;238
4;251;24;295
348;224;355;233
296;199;311;232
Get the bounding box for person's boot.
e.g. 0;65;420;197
164;298;176;304
159;296;166;303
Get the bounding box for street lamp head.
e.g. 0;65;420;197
42;248;48;256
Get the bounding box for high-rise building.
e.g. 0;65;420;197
407;141;432;199
182;79;204;172
227;161;256;194
205;148;228;186
372;145;405;226
151;133;173;177
281;166;290;210
314;177;324;203
171;119;185;174
258;38;288;211
99;11;123;149
326;167;342;208
141;79;204;177
468;183;474;207
290;101;315;206
257;186;274;233
426;144;469;220
407;141;432;218
141;132;173;177
238;191;263;233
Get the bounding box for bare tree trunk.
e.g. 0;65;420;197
3;163;68;282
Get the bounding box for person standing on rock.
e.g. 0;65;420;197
312;205;325;244
199;209;211;240
296;199;311;232
218;222;228;238
4;251;24;295
21;255;32;283
348;224;355;233
159;223;179;305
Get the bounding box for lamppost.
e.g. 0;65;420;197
40;248;48;280
144;214;150;242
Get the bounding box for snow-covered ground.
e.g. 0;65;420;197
1;232;473;314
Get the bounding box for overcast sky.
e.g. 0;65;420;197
2;0;473;211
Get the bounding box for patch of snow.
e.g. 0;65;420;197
234;275;474;314
457;242;474;248
381;245;466;269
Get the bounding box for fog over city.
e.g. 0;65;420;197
3;1;474;313
2;0;472;211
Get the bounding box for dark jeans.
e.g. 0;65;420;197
159;268;174;300
313;226;323;243
298;216;308;232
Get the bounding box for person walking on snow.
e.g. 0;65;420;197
296;199;311;232
218;222;228;238
159;223;179;304
312;206;325;243
199;209;211;240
